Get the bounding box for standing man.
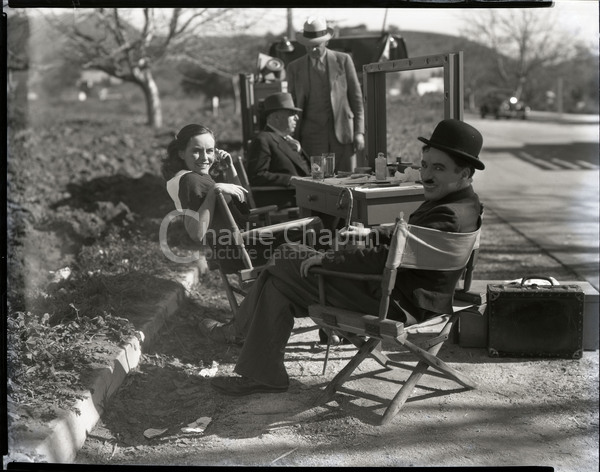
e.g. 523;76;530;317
247;92;311;187
286;17;365;173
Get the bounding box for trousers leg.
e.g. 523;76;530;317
234;244;382;387
234;244;320;387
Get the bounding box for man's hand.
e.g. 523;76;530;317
339;224;371;239
353;133;365;152
300;253;325;277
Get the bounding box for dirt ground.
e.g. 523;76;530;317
73;269;599;470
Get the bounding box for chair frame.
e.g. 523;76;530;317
231;153;299;220
210;188;322;316
308;215;481;425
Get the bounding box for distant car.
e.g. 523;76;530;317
480;92;530;120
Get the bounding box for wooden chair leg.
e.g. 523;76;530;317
346;335;391;368
218;269;239;316
381;316;476;425
314;337;381;406
401;314;476;389
321;331;390;375
322;330;333;375
381;359;430;425
400;339;476;389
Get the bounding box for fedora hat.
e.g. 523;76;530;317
297;17;334;47
418;119;485;170
262;92;302;116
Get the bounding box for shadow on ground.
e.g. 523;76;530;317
484;142;599;169
52;173;173;219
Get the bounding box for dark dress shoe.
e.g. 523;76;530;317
318;328;341;345
318;328;362;345
199;319;243;345
211;376;288;396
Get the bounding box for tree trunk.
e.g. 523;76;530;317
139;69;163;128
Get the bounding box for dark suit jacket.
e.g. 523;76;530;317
286;48;364;144
247;128;311;186
321;186;483;322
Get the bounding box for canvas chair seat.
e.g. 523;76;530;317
308;213;482;425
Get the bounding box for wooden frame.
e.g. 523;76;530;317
363;51;464;168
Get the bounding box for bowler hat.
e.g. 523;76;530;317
297;17;334;47
418;119;485;170
262;92;302;116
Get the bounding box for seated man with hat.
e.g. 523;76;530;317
247;92;311;188
207;119;486;396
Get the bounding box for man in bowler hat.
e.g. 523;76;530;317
247;92;311;187
207;119;485;396
286;17;365;173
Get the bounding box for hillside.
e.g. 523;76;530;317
400;30;473;57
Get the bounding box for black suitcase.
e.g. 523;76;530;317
487;276;584;359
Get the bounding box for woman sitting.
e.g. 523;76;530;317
162;123;250;244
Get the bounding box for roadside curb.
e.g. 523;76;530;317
6;261;206;464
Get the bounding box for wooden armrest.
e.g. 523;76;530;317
239;264;269;283
249;205;278;216
251;186;294;193
309;267;383;283
242;216;322;239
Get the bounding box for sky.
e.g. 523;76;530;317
253;1;598;52
14;1;599;54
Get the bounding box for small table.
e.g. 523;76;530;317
291;176;425;227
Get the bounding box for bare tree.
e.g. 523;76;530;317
461;9;576;98
43;8;255;128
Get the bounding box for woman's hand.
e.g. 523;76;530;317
214;183;248;202
215;148;233;167
300;253;325;277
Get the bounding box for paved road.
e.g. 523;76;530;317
465;111;599;289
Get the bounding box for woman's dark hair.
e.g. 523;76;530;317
161;124;215;180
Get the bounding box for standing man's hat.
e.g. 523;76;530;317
418;119;485;170
262;92;302;116
297;17;334;47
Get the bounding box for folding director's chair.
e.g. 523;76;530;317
308;214;482;425
208;187;322;316
231;153;298;220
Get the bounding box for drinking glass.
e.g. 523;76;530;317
322;153;335;178
310;155;325;180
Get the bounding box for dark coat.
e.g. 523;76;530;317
233;185;483;386
321;185;483;322
247;129;311;187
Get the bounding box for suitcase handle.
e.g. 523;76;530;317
521;275;556;286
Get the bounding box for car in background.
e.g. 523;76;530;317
480;91;530;120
